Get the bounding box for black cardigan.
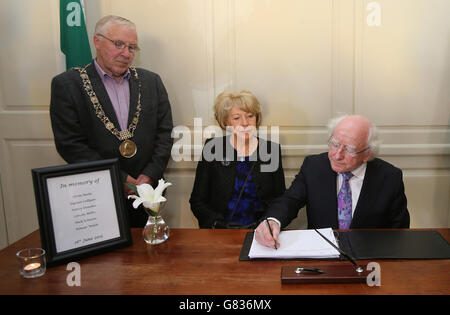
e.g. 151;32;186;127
189;136;286;228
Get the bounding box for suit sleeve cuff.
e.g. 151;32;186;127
266;217;281;228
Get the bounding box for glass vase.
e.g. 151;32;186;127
143;214;170;245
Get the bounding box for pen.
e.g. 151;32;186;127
314;229;364;273
265;219;278;250
295;267;324;274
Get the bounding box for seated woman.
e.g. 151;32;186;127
190;90;286;228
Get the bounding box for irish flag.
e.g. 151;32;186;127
60;0;92;69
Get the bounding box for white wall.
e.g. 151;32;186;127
0;0;449;248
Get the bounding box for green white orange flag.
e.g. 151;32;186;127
60;0;92;69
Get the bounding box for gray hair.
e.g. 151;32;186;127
95;15;136;36
327;114;380;158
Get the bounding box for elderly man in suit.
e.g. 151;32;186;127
255;114;410;248
50;15;173;227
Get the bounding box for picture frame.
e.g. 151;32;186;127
32;158;132;267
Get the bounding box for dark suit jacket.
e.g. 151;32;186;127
50;61;173;183
190;136;286;228
266;152;410;229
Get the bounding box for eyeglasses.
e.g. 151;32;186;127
328;136;370;156
97;34;140;54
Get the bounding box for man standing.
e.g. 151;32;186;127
50;15;173;227
255;115;410;248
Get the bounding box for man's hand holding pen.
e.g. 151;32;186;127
255;219;281;249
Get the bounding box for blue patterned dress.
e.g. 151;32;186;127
226;156;261;225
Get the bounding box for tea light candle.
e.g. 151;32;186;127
17;248;46;278
24;262;41;271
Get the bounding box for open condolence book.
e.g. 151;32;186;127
241;228;450;261
248;228;340;259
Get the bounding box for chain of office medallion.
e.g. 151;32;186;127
76;66;142;141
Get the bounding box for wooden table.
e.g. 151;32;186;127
0;228;449;295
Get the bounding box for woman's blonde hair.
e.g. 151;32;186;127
214;90;262;130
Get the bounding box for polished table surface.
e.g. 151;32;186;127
0;228;449;295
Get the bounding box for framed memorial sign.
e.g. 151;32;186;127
32;159;132;267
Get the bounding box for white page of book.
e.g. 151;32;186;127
249;228;340;259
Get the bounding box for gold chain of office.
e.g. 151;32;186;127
75;65;142;142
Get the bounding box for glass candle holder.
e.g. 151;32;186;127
16;248;46;278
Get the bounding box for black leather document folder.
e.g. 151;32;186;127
239;230;450;261
337;230;450;260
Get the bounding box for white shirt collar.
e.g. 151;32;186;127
347;162;367;179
